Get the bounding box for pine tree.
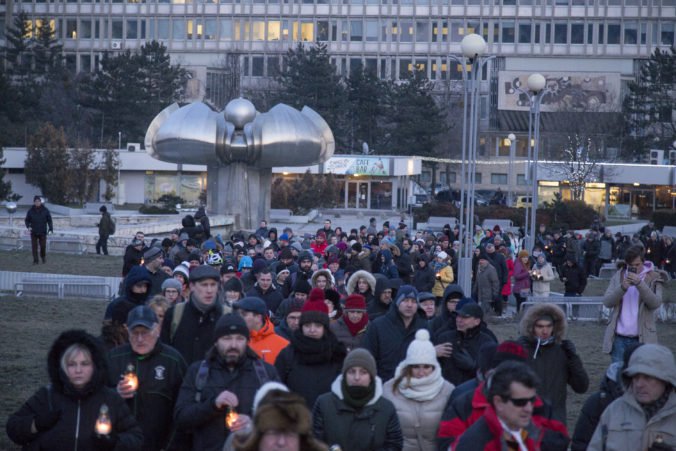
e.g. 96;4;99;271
385;71;447;156
33;17;63;77
275;43;348;149
4;11;33;77
100;148;120;202
346;69;391;154
81;41;189;144
622;47;676;161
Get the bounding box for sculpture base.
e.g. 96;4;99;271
207;163;271;230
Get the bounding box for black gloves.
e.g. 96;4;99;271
34;408;61;432
560;339;577;358
92;431;118;450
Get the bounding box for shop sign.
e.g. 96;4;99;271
325;157;390;176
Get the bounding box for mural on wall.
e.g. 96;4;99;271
498;71;621;112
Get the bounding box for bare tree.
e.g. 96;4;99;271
99;148;119;202
555;135;603;201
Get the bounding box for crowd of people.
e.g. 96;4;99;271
7;211;675;451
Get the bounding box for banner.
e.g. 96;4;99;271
324;157;390;176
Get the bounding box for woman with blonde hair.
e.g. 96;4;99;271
383;329;454;451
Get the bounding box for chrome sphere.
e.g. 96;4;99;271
224;98;257;128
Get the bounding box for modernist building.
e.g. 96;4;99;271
1;0;674;192
2;0;674;128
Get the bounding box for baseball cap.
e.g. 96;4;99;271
457;302;484;320
127;305;158;329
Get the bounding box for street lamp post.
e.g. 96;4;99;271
507;133;516;207
525;74;547;252
449;33;495;296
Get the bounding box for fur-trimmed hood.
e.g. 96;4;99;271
311;268;335;288
47;329;108;395
346;270;377;295
519;303;567;343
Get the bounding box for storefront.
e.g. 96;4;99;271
276;155;422;211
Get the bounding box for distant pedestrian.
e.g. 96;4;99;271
24;195;53;264
96;205;115;255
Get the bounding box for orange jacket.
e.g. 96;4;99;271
249;317;289;364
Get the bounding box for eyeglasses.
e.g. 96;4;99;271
504;396;537;407
129;329;154;339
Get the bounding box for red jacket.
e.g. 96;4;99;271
437;381;569;450
453;404;548;451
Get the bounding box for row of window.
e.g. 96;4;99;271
429;171;530;185
14;0;676;6
28;16;676;46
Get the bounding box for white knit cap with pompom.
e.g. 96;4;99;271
252;381;289;414
401;329;439;368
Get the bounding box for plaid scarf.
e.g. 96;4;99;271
641;386;673;420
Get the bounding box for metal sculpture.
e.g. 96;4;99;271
145;98;335;228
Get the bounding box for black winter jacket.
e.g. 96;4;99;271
245;284;284;315
160;298;223;365
434;325;497;385
122;246;145;277
173;347;279;451
274;330;346;408
25;205;53;235
312;376;403;451
6;330;143;451
412;264;436;293
518;304;589;423
570;362;624;451
363;303;429;381
107;342;187;451
105;266;153;319
560;262;587;295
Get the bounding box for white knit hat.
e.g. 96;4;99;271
400;329;439;368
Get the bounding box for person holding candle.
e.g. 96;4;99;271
174;313;280;451
107;305;188;451
6;329;143;450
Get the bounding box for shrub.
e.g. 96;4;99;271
412;202;458;225
139;205;178;214
653;210;676;229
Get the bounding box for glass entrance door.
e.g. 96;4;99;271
346;181;370;208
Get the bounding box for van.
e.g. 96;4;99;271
516;196;532;208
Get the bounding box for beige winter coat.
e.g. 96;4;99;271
601;266;666;354
382;379;454;451
531;263;555;297
588;387;676;451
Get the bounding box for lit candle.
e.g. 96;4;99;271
124;364;138;392
95;404;112;435
225;408;239;429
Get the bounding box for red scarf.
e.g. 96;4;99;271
344;314;369;337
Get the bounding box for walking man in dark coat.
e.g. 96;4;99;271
96;205;115;255
24;195;53;264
